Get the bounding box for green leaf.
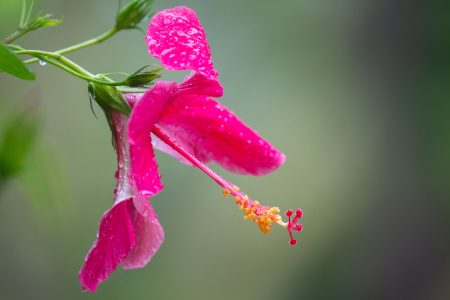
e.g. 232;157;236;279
0;42;35;80
39;16;63;28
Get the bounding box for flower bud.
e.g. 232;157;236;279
88;83;131;149
116;0;156;30
89;83;131;116
125;65;163;87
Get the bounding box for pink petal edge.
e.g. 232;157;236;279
178;71;223;98
128;81;178;197
78;200;135;292
146;6;218;78
122;192;164;269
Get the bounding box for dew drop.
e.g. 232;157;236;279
39;60;46;66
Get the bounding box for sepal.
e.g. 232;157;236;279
88;83;131;148
89;83;131;116
125;65;163;87
26;12;63;29
116;0;156;30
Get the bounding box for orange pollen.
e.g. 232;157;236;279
222;187;281;234
222;188;231;198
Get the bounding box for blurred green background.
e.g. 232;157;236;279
1;0;450;299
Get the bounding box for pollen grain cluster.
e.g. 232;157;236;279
222;186;281;234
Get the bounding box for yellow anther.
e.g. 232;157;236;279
222;188;231;198
224;183;283;236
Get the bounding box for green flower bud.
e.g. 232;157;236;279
125;65;163;87
88;83;131;149
116;0;156;30
89;83;131;116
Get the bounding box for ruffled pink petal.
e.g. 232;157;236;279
122;192;164;269
78;200;135;292
156;95;286;176
146;6;218;78
178;71;223;98
128;81;178;197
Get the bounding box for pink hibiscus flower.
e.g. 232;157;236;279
79;6;302;292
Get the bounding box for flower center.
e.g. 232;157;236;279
151;126;302;245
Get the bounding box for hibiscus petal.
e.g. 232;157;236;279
122;193;164;269
156;95;286;176
128;81;178;197
151;132;194;166
146;6;218;78
178;71;223;98
78;200;135;292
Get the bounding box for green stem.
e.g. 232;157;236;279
16;50;128;86
16;50;94;77
23;27;119;65
3;29;27;44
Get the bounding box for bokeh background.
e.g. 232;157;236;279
1;0;450;299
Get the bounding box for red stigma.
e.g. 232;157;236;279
285;209;303;246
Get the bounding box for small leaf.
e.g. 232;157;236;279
0;42;35;80
39;17;63;27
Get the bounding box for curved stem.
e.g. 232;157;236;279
30;55;127;86
17;50;128;86
16;50;94;77
23;27;119;65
